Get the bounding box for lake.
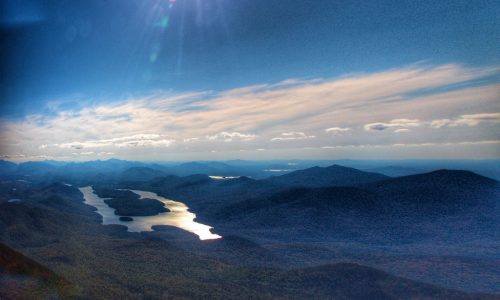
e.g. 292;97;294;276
79;186;221;240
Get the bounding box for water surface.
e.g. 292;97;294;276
209;175;240;179
79;186;221;240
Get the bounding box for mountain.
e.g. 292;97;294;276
120;167;167;182
213;169;499;243
170;161;218;176
0;160;17;180
265;164;389;188
9;159;148;185
219;186;379;220
101;166;499;231
148;174;214;190
163;161;246;177
230;169;498;219
61;158;145;175
369;170;499;214
0;160;17;171
17;161;59;176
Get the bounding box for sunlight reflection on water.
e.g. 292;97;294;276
79;186;221;240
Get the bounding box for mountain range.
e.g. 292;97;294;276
0;160;498;298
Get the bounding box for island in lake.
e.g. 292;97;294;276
95;188;169;216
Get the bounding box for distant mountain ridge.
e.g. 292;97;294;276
2;158;499;183
265;164;389;188
120;166;167;182
363;165;424;177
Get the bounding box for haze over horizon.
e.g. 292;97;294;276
1;0;499;162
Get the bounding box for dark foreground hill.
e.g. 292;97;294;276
0;242;77;299
0;181;490;299
273;263;487;300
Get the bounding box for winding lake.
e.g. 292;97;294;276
79;186;221;240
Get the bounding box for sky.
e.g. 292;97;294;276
0;0;499;161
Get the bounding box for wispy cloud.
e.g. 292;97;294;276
430;113;500;128
0;63;498;160
56;134;175;149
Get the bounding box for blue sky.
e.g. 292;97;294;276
0;0;499;161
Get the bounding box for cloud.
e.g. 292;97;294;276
429;119;452;129
206;132;256;142
430;113;500;128
321;140;500;149
0;63;498;160
271;132;315;141
325;127;350;134
70;151;113;157
56;134;175;149
364;123;389;131
115;139;174;148
364;119;420;131
0;154;25;159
